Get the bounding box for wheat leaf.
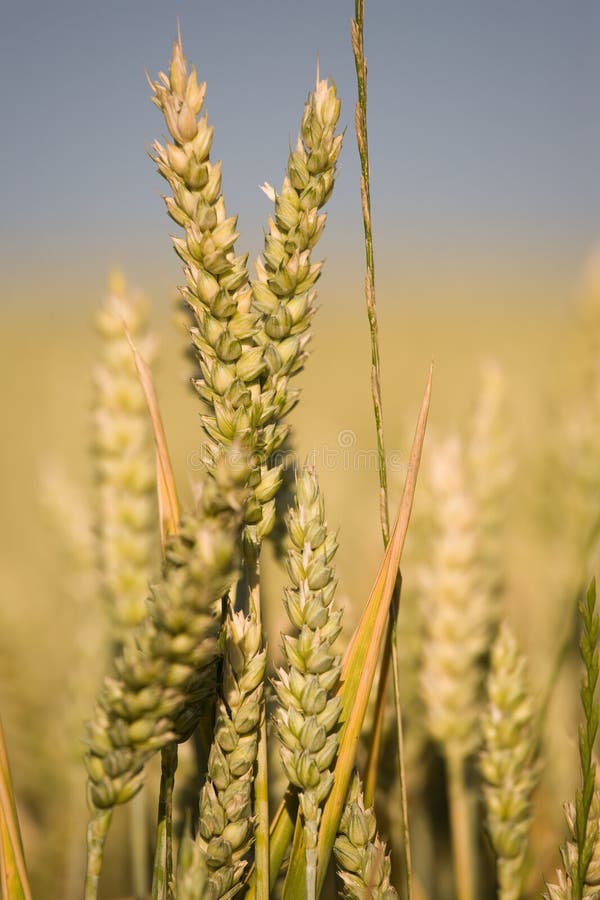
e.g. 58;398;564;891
0;719;31;900
124;325;180;545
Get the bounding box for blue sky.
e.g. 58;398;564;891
1;0;599;312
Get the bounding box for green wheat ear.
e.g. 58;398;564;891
545;579;600;899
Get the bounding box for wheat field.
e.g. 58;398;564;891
1;5;599;900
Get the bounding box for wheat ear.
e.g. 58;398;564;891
93;269;158;640
188;608;266;899
421;435;490;757
151;39;342;897
93;269;160;899
273;466;341;899
334;774;398;899
480;624;539;900
420;435;490;900
467;360;513;615
151;38;341;544
83;455;248;899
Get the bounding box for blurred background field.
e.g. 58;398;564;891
0;272;592;896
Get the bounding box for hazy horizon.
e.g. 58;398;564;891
1;1;599;314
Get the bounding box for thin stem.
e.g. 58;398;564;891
447;754;476;900
152;742;178;900
352;3;413;896
352;4;388;543
246;544;270;900
574;579;599;897
130;788;148;899
84;809;112;900
305;841;318;900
